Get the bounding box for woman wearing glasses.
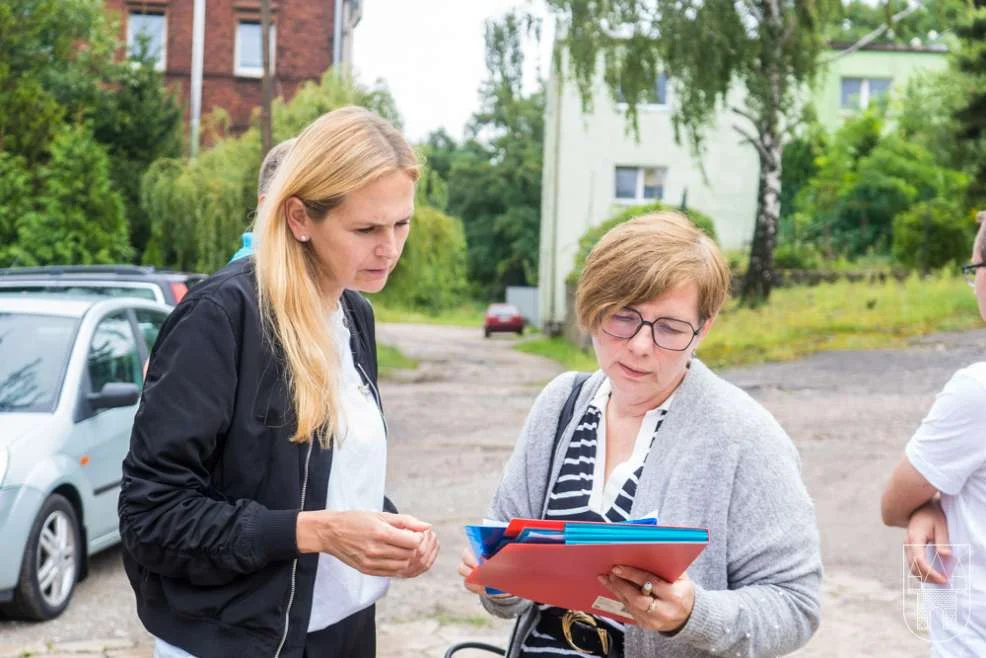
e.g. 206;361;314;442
459;212;822;657
881;215;986;656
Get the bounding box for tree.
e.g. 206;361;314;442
89;49;183;260
0;0;182;264
825;0;964;45
795;109;969;260
0;124;131;267
441;12;545;299
953;0;986;205
0;0;114;165
538;0;956;303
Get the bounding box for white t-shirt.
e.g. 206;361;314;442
906;362;986;657
307;305;389;632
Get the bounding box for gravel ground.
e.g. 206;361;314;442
5;322;984;657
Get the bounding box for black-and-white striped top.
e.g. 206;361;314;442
518;379;671;657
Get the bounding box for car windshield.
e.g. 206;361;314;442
0;312;79;413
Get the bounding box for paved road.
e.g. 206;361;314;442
5;323;984;657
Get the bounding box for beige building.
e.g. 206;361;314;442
538;43;947;329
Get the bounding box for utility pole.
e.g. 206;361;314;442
260;0;273;157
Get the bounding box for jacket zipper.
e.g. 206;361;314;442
356;362;387;438
273;438;315;658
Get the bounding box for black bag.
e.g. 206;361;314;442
545;372;592;496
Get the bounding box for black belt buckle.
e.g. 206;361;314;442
561;610;611;656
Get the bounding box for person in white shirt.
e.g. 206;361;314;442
882;214;986;657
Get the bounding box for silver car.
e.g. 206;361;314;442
0;295;172;620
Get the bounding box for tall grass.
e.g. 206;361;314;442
518;274;981;371
377;343;419;377
374;302;487;327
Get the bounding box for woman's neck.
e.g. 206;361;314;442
318;275;343;313
608;370;686;419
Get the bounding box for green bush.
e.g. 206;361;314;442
368;206;469;310
0;124;131;267
774;242;823;270
892;200;977;271
568;201;718;283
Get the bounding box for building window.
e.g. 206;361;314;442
615;166;667;202
841;77;893;109
617;72;669;108
127;11;166;70
235;21;276;78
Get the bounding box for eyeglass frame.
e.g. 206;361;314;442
600;306;702;352
961;261;986;287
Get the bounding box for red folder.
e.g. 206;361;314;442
466;540;706;622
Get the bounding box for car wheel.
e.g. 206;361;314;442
516;327;524;336
6;494;81;620
484;328;491;338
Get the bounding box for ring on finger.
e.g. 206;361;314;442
640;580;654;597
646;598;658;614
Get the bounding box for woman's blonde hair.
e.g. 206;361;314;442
253;106;419;445
576;211;730;333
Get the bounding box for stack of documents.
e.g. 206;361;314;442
465;518;708;622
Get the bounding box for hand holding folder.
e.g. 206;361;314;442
464;518;708;622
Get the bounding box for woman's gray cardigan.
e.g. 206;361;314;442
481;361;822;657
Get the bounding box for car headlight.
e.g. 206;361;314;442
0;447;7;486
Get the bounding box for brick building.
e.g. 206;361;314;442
104;0;361;137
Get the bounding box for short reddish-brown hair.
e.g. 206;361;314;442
576;211;730;332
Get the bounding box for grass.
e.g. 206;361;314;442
374;302;487;327
517;335;598;371
518;274;982;371
377;342;419;377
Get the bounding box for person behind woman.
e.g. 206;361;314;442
881;215;986;657
459;212;822;657
119;106;438;658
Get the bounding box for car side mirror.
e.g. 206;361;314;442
88;382;140;410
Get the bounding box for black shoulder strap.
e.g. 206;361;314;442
546;372;591;495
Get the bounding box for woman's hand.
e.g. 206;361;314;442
598;566;695;633
397;528;440;578
905;499;951;585
296;510;430;577
458;546;485;594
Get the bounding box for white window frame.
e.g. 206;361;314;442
126;10;167;72
614;166;667;204
841;77;893;110
235;20;277;78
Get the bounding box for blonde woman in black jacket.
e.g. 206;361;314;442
118;107;438;658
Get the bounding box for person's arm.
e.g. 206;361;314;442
669;436;823;657
884;368;986;528
474;372;580;619
118;298;299;586
881;456;938;527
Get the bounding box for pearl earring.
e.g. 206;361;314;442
299;235;309;242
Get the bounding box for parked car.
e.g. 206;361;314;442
484;303;525;337
0;295;172;620
0;264;205;305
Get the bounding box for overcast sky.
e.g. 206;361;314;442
351;0;552;143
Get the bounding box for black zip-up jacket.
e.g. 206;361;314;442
118;258;390;658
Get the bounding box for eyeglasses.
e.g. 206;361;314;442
962;261;986;288
600;307;701;351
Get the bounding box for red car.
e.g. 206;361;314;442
484;303;525;337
